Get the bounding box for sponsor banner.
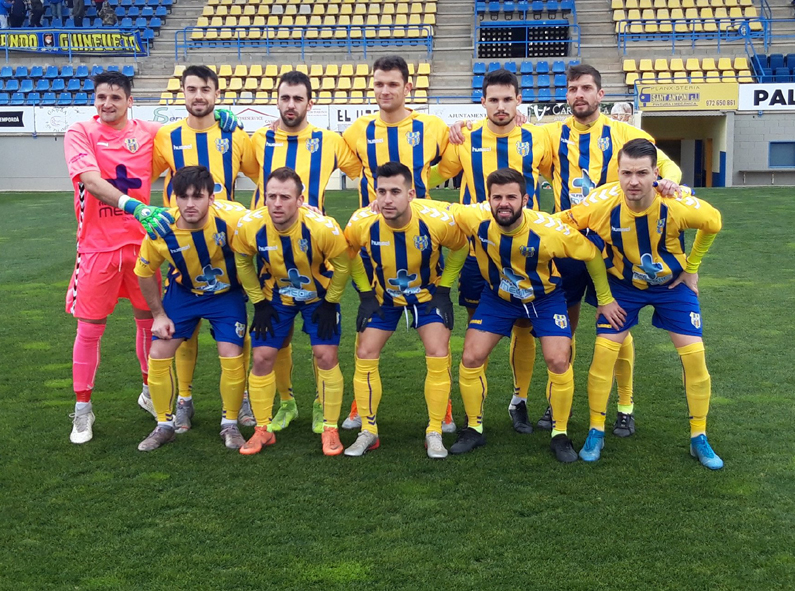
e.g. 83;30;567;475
0;107;36;133
328;104;428;132
132;104;330;132
0;29;144;56
637;83;738;111
738;84;795;111
429;102;625;125
34;106;97;133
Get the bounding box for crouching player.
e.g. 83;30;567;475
233;167;351;456
447;168;624;462
562;139;724;469
134;166;250;451
344;162;470;459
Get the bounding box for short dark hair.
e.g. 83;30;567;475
373;55;410;84
182;65;219;90
566;64;602;90
375;161;413;188
172;165;215;199
267;166;304;195
483;68;519;96
277;70;313;101
486;168;526;197
92;71;132;97
618;138;657;167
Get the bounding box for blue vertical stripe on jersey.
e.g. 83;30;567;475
387;125;400;162
285;135;298;170
412;119;427;198
364;121;379;206
417;219;432;288
598;125;613;186
610;205;634;283
255;226;272;287
170;127;185;170
578;131;591;190
164;232;194;291
369;223;393;306
471;129;486;204
261;130;276;195
522;230;545;296
195;132;210;174
498;232;521;304
221;130;235;200
496;135;509;169
462;184;473;205
191;228;213;270
558;126;571;211
215;218;238;288
477;220;501;293
393;230;419;306
521;128;538;208
656;203;684;276
307;131;324;208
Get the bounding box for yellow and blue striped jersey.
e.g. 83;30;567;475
134;200;249;296
539;114;681;212
152;118;260;206
250;123;362;211
449;202;599;304
562;182;722;290
344;200;468;307
343;110;450;207
436;123;550;208
233;207;349;306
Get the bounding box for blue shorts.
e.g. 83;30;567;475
458;254;485;309
159;286;247;346
555;230;605;307
596;279;703;337
366;302;444;332
251;297;341;349
469;287;571;338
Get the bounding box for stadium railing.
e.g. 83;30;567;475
175;25;434;61
616;17;768;54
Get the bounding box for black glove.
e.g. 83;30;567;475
250;300;279;340
311;298;339;341
425;286;454;330
356;291;383;332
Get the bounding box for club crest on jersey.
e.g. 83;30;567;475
554;314;568;329
657;219;665;234
406;131;422;147
598;137;611;152
215;138;231;154
414;235;430;251
519;245;536;258
124;138;139;153
298;238;310;252
305;137;320;153
515;141;531;157
213;232;227;247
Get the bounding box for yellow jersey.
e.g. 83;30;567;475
562;182;722;290
152;118;259;206
436;123;550;208
449;202;600;304
134;200;249;296
539;114;681;212
343;110;450;207
344;200;468;307
233;207;349;306
250;123;362;210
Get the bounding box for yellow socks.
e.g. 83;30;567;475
175;324;200;398
570;333;576;365
248;371;276;428
547;364;574;435
678;342;711;437
353;356;382;435
615;333;635;414
242;332;251;375
274;344;294;401
317;364;344;428
459;363;487;433
510;325;535;400
425;356;450;434
587;337;622;431
219;354;246;422
147;356;176;423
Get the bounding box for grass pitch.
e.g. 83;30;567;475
1;187;794;590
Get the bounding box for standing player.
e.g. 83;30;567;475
446;168;624;462
135;166;250;451
341;54;455;432
151;64;260;433
344;162;470;459
249;70;362;434
63;71;174;444
433;68;552;435
561;139;723;469
233;167;352;457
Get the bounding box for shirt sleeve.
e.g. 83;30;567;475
342;120;362;156
335;133;363;180
230;214;259;256
64;124;100;181
548;225;600;262
675;193;723;234
435;142;463;181
237;130;261;183
560;202;591;231
150;126;171;179
134;237;165;278
316;214;350;260
434;116;450;156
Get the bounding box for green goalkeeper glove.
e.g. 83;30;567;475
215;108;243;132
118;195;174;239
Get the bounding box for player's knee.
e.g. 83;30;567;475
251;347;277;374
545;353;570;374
461;347;486;369
424;341;449;358
313;348;338;370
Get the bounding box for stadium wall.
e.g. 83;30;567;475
732;113;795;186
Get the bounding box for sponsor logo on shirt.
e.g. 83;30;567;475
472;147;491;153
173;144;193;150
96;142;109;147
266;142;284;147
169;245;190;253
258;245;278;252
367;138;384;145
371;240;390;246
478;236;497;247
611;226;630;232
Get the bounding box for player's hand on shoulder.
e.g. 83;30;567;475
669;271;699;295
368;200;380;214
596;301;627;332
653;179;683;199
448;120;473;145
515;111;528;126
215;108;243;132
152;315;175;340
301;202;322;214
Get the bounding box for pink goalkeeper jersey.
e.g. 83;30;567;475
64;116;161;254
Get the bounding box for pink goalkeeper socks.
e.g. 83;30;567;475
73;321;106;400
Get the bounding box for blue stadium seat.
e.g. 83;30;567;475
145;0;158;5
520;61;533;74
474;62;487;75
135;0;146;6
91;65;104;76
51;78;66;92
26;92;41;105
64;17;75;27
160;0;172;8
122;65;135;77
786;53;795;70
121;17;133;27
83;79;95;91
774;67;790;83
142;28;155;42
568;59;580;68
769;54;784;71
532;0;543;18
121;0;132;6
115;6;125;16
74;92;89;105
149;16;161;28
472;75;484;88
0;92;9;105
0;81;4;90
553;73;566;87
14;66;29;78
521;88;535;101
0;66;12;79
488;1;500;18
60;65;73;79
554;87;566;101
517;0;529;16
57;92;73;105
472;89;483;102
92;17;103;26
128;7;140;17
504;61;517;73
537;74;551;87
86;6;97;17
504;1;516;16
67;78;82;92
135;17;147;27
107;65;120;73
536;61;550;74
142;7;153;17
538;87;551;101
547;0;559;17
51;17;62;27
521;74;534;88
552;60;566;73
561;0;573;16
19;79;34;93
41;92;56;105
488;61;501;72
36;79;50;92
5;79;19;92
75;65;89;78
10;92;25;106
30;66;44;79
154;5;167;16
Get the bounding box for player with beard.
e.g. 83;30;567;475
151;64;260;434
249;71;362;435
445;168;624;462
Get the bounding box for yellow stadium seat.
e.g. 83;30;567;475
657;71;672;83
640;71;655;82
613;8;625;21
233;65;247;77
653;0;665;6
174;92;185;105
254;91;269;103
202;6;213;16
333;91;348;102
355;64;369;76
418;63;430;75
611;0;622;7
413;90;428;103
294;64;308;74
705;71;720;83
415;75;429;89
340;3;353;15
338;77;352;90
685;58;701;70
310;77;320;90
696;0;708;6
669;58;685;71
397;2;410;13
639;59;654;72
702;58;717;71
263;64;277;77
196;15;209;26
744;6;757;17
670;9;687;31
642;10;657;33
238;91;254;104
217;78;228;90
681;0;694;6
685;8;701;30
710;0;723;5
368;4;380;15
167;78;180;91
218;64;233;77
737;70;753;82
307;64;322;77
244;5;255;15
423;13;435;25
339;64;354;77
717;57;732;71
354;3;366;14
353;76;367;90
210;15;222;26
426;2;437;13
653;58;668;71
625;0;638;7
728;6;742;18
658;9;672;32
627;10;642;33
224;16;238;27
172;64;186;77
733;57;748;70
639;0;651;7
690;71;705;83
366;89;375;102
238;15;251;28
349;90;364;104
668;0;680;7
159;92;174;105
244;78;259;91
672;71;688;82
625;72;639;86
322;77;335;90
410;2;423;13
230;5;241;15
259;78;274;90
326;64;339;77
720;69;736;81
623;59;637;72
316;91;332;104
383;3;395;15
714;7;730;29
285;4;298;15
229;78;243;91
277;65;291;76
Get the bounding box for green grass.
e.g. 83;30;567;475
1;187;794;590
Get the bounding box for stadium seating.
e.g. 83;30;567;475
160;62;432;105
476;0;574;20
190;0;436;45
752;53;795;82
622;56;755;86
0;64;135;105
471;59;580;101
611;0;763;37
